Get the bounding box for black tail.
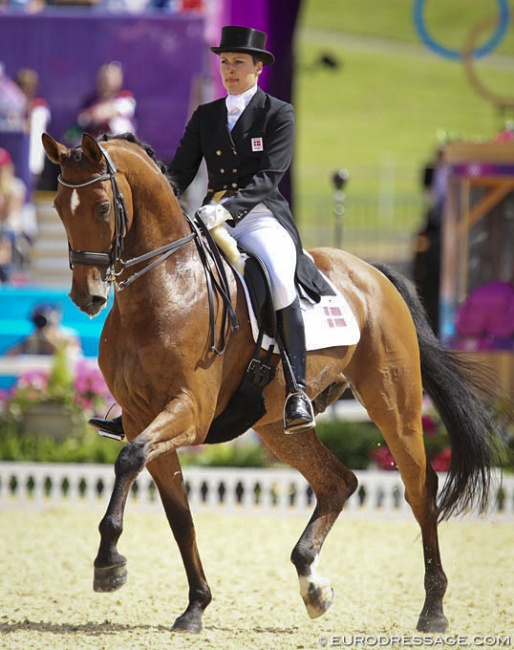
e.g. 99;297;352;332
373;262;508;520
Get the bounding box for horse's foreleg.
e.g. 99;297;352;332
93;438;146;592
258;423;358;618
147;457;212;634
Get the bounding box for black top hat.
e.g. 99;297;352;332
210;26;275;66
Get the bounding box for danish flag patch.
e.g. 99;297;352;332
251;137;264;152
323;306;347;328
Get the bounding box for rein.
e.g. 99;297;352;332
57;144;238;353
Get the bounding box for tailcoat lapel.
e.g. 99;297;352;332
230;87;266;140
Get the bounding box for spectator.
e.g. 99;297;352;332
73;62;136;142
0;147;27;282
0;62;26;130
2;0;45;11
15;68;51;190
5;304;82;357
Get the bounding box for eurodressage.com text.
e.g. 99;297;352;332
318;635;512;647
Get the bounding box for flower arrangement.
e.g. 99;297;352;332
1;346;115;425
370;413;451;472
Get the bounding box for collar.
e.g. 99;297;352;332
226;84;258;114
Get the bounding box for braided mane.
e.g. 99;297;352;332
99;132;178;194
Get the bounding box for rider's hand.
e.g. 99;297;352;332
197;204;232;230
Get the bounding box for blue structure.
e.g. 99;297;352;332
0;285;112;358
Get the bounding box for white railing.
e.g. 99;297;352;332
1;462;513;520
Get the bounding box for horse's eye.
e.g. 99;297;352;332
96;202;111;219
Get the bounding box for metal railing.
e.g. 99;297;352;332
299;193;425;269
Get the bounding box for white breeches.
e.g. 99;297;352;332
227;204;298;310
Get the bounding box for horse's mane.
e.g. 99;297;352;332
99;132;179;195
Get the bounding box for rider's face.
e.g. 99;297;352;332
219;52;263;95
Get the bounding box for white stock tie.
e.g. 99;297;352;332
226;94;246;131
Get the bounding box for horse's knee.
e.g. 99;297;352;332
114;438;146;478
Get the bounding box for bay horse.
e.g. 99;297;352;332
42;131;505;635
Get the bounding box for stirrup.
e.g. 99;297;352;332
283;389;315;435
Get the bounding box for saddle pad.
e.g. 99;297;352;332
237;269;361;351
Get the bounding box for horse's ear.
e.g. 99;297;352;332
42;133;68;165
81;133;104;166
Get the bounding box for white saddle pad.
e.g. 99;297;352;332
237;269;361;351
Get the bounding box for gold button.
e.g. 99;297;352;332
233;150;237;155
220;168;225;174
231;183;238;188
216;150;222;156
232;168;237;173
223;184;228;189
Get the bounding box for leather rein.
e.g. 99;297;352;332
57;145;238;354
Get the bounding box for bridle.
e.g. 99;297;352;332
58;145;196;289
57;144;238;353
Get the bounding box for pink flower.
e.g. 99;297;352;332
431;447;452;472
422;414;438;437
371;446;397;471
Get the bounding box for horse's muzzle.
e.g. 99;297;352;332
70;290;108;316
70;269;110;316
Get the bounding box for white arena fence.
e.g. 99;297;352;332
0;462;513;520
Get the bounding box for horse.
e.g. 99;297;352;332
42;131;505;635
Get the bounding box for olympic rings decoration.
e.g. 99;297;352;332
462;13;514;107
413;0;510;60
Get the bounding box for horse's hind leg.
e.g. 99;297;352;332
93;438;146;592
257;422;358;619
351;359;448;632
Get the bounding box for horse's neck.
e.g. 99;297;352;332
127;183;189;253
115;182;197;310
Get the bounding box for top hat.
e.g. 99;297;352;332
210;26;275;66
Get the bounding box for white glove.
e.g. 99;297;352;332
197;204;231;230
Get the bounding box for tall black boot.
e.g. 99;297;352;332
276;298;315;434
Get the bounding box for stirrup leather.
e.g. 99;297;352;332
283;388;315;434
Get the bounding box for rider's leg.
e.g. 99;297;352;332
231;211;314;434
276;297;315;433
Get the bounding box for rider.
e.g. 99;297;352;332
90;25;333;437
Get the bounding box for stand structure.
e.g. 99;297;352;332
440;141;514;394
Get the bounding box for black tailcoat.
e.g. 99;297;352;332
170;87;333;301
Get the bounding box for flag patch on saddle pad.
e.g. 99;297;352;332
238;270;360;351
323;306;347;329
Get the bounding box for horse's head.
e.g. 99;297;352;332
42;132;134;316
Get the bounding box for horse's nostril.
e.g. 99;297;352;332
91;295;107;310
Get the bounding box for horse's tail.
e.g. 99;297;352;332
373;262;507;520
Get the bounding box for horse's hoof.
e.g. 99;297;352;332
93;561;128;593
171;613;203;634
302;580;335;619
416;614;449;633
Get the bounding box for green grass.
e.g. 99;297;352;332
299;0;514;53
294;0;514;230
